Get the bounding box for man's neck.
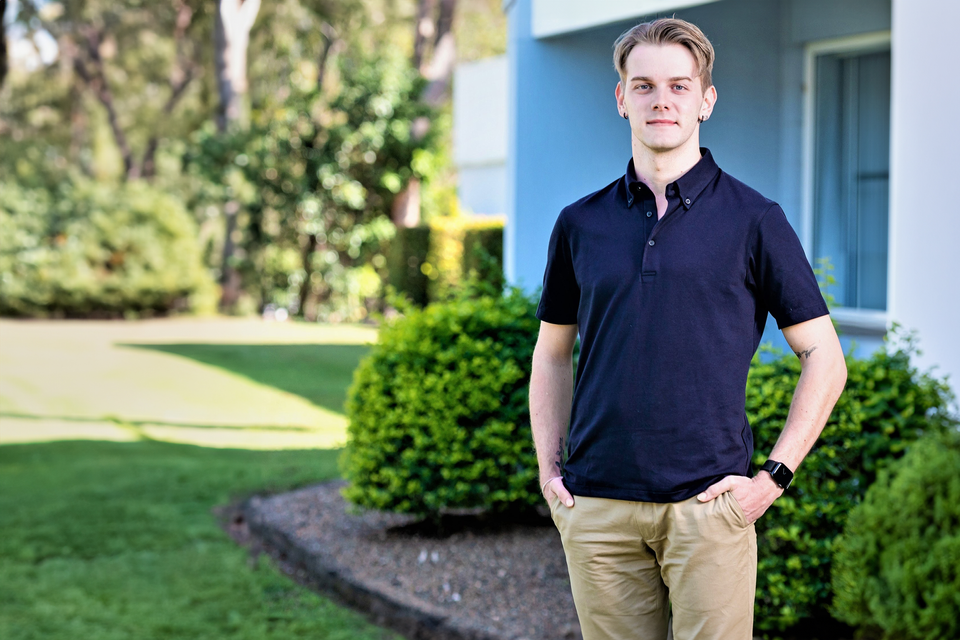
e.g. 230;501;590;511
632;139;703;198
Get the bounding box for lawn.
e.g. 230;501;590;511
0;318;400;640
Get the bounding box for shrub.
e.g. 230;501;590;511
748;339;955;636
0;179;216;317
831;429;960;640
340;287;540;516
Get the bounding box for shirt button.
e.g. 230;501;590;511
646;211;653;217
648;240;655;246
684;198;691;205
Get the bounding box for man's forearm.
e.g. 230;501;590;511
767;339;847;473
530;351;574;485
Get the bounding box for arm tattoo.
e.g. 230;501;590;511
794;345;818;360
554;437;565;475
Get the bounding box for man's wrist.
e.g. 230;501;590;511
760;459;795;489
757;470;784;493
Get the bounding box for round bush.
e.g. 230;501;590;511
0;179;216;317
748;340;955;636
340;288;540;516
831;429;960;640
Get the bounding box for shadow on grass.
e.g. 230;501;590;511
122;343;370;415
0;412;318;431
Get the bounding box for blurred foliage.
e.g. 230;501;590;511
455;0;507;62
1;0;509;319
748;333;956;637
1;0;216;183
831;428;960;640
340;287;540;517
387;225;432;307
185;43;436;321
0;178;216;317
423;214;504;301
385;215;504;307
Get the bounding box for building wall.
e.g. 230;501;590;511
453;56;509;215
888;0;960;391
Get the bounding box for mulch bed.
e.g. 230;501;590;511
220;480;581;640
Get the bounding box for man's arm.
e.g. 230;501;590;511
698;314;847;522
530;320;578;507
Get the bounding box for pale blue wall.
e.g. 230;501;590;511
506;0;891;355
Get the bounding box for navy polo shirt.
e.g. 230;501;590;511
536;148;828;503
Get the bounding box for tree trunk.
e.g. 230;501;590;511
393;0;458;227
141;0;197;179
213;0;261;309
0;0;8;90
298;233;319;317
214;0;260;133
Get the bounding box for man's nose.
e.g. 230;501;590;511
651;88;669;110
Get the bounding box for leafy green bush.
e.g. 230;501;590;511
831;429;960;640
340;288;540;516
748;339;955;636
0;180;216;317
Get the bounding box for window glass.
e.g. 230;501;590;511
813;49;891;311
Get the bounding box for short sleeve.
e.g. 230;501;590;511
536;214;580;325
752;205;829;329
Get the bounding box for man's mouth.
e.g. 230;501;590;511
647;119;676;125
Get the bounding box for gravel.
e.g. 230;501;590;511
233;480;581;640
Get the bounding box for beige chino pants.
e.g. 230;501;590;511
549;491;757;640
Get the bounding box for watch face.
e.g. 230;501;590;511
764;460;793;489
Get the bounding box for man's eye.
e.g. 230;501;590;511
673;85;687;91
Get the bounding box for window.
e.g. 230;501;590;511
810;43;891;312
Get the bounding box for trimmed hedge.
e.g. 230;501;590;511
386;226;431;307
423;215;504;301
0;180;216;317
340;287;539;515
831;429;960;640
748;341;955;636
386;215;504;307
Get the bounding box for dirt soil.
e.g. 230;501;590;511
227;480;580;640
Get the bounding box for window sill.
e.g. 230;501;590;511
830;308;888;336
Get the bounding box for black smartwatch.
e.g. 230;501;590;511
760;459;794;490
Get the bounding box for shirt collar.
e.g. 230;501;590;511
622;148;720;210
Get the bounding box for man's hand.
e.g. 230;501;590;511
543;477;575;508
697;473;782;524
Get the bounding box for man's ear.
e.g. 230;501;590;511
701;84;718;119
615;82;625;116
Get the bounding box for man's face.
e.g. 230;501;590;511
616;43;717;155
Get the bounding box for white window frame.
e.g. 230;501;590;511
800;31;892;333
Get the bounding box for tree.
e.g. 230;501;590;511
187;34;437;319
6;0;210;181
1;0;8;90
392;0;458;227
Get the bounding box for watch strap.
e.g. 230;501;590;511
760;459;794;490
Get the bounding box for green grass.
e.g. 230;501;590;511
0;440;401;640
0;319;398;639
127;344;370;415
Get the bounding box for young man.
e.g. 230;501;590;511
530;18;847;640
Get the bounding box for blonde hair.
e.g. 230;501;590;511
613;18;715;90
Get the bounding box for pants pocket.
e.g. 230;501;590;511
724;491;749;528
